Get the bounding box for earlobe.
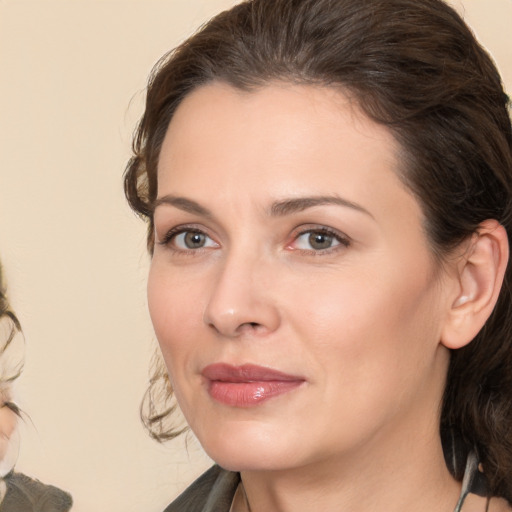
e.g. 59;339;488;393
441;220;509;350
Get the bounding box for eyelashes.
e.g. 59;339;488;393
289;226;350;253
159;227;218;250
157;224;351;256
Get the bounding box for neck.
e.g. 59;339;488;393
238;425;460;512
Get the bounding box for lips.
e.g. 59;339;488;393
201;363;305;407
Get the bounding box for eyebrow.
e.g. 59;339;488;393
153;195;212;217
153;194;373;219
269;196;374;218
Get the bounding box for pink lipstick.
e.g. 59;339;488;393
201;363;305;407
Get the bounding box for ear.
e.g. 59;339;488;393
441;219;509;350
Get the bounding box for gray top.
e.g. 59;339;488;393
163;453;489;512
163;466;239;512
0;472;73;512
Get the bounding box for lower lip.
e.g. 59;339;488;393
207;380;304;407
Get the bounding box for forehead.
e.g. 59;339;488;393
158;82;419;217
160;82;401;186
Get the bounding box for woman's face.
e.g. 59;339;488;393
148;83;454;472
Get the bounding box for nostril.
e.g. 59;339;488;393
236;321;263;334
207;320;262;336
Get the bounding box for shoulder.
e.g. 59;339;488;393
2;472;73;512
163;465;240;512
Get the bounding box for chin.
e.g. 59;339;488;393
195;421;302;473
207;448;292;473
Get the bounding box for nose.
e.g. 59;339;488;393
203;252;281;338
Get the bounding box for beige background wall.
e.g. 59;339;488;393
0;1;510;511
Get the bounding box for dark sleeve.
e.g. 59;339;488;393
163;466;240;512
1;472;72;512
36;484;73;512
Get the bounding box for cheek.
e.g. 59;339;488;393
0;407;17;439
147;263;203;371
296;261;444;379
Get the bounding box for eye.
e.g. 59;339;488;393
290;227;350;252
175;231;213;249
160;228;218;251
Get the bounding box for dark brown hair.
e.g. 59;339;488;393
124;0;512;498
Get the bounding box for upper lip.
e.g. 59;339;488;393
201;363;305;383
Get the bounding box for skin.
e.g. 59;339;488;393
0;394;16;461
148;82;479;511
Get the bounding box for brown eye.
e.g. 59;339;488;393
308;232;334;250
168;230;218;250
183;232;207;248
291;228;349;253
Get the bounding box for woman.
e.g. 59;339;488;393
124;0;512;510
0;265;24;486
0;265;73;512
